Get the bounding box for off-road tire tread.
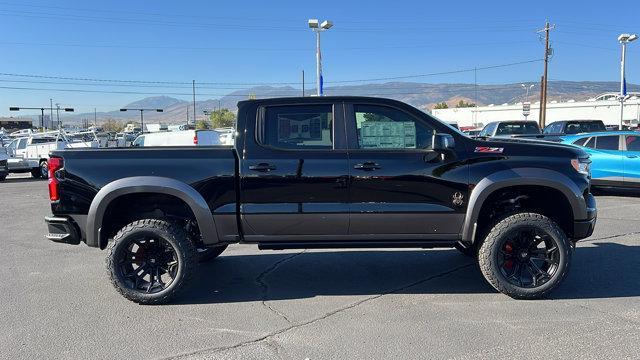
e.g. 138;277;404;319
478;212;572;299
106;219;197;305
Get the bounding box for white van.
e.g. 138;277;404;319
132;130;226;147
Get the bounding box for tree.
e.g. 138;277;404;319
196;119;211;130
433;102;449;109
209;108;236;128
102;119;124;132
455;100;476;108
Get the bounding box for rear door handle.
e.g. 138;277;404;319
248;163;277;172
354;162;381;171
626;155;638;158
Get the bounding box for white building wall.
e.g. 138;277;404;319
432;99;640;128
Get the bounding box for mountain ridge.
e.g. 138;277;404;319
60;80;639;125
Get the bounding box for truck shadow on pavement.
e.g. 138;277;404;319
176;241;639;304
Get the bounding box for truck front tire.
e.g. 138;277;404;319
478;213;572;299
106;219;197;304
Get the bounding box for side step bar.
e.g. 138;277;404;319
258;240;457;250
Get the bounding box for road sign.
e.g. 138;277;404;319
523;102;531;117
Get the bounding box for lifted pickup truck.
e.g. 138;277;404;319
45;96;596;304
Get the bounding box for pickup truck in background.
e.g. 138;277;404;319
543;120;606;135
44;96;597;304
477;120;541;138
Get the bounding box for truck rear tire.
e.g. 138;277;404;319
39;160;48;178
105;219;197;305
198;245;228;263
478;213;572;299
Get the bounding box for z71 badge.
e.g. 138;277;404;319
474;147;504;153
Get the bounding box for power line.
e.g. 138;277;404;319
0;58;543;86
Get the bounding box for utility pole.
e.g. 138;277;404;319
94;108;97;127
50;99;53;128
55;103;61;129
192;80;197;126
537;21;554;128
302;70;305;97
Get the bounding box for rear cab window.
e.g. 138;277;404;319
496;122;539;135
260;104;334;150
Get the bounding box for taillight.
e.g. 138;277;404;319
48;157;63;202
193;134;198;145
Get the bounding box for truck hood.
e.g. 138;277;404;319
471;136;589;159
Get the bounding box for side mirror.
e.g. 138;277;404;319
432;133;455;151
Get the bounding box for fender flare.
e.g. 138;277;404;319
461;168;587;243
86;176;219;248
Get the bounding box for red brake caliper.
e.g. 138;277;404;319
503;243;514;269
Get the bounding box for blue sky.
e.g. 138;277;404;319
0;0;638;116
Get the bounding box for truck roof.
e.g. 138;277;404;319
237;96;409;107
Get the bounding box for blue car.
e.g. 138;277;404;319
561;131;640;188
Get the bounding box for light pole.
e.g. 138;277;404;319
521;83;534;100
120;108;163;134
521;84;534;120
308;18;333;96
618;33;638;130
9;106;73;131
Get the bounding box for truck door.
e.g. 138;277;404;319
344;102;468;237
240;102;350;241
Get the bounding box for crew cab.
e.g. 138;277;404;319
44;97;597;304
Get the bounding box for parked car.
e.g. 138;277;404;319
0;146;8;181
44;96;596;304
543;120;606;135
562;131;640;188
478;121;541;137
4;130;98;178
132;130;225;147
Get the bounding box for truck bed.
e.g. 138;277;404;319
51;146;237;216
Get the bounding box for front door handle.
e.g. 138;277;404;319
248;163;277;172
354;162;381;171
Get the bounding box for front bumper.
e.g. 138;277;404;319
573;193;597;240
45;216;81;245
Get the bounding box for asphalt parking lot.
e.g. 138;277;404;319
1;174;639;360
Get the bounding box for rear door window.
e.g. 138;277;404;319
595;135;620;150
260;105;334;150
625;135;640;151
583;137;595;148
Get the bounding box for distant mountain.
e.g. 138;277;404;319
123;95;188;110
60;81;639;125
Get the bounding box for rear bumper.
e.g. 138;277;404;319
573;193;597;240
45;216;81;245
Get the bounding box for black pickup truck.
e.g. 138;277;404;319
45;96;596;304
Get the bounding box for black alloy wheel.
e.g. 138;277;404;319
115;237;179;294
478;213;572;299
106;219;196;304
497;227;560;288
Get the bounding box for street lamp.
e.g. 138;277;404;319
521;83;535;99
120;108;163;134
521;84;535;120
9;106;73;130
618;33;638;130
308;18;333;96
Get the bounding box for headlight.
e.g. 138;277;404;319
571;158;591;176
